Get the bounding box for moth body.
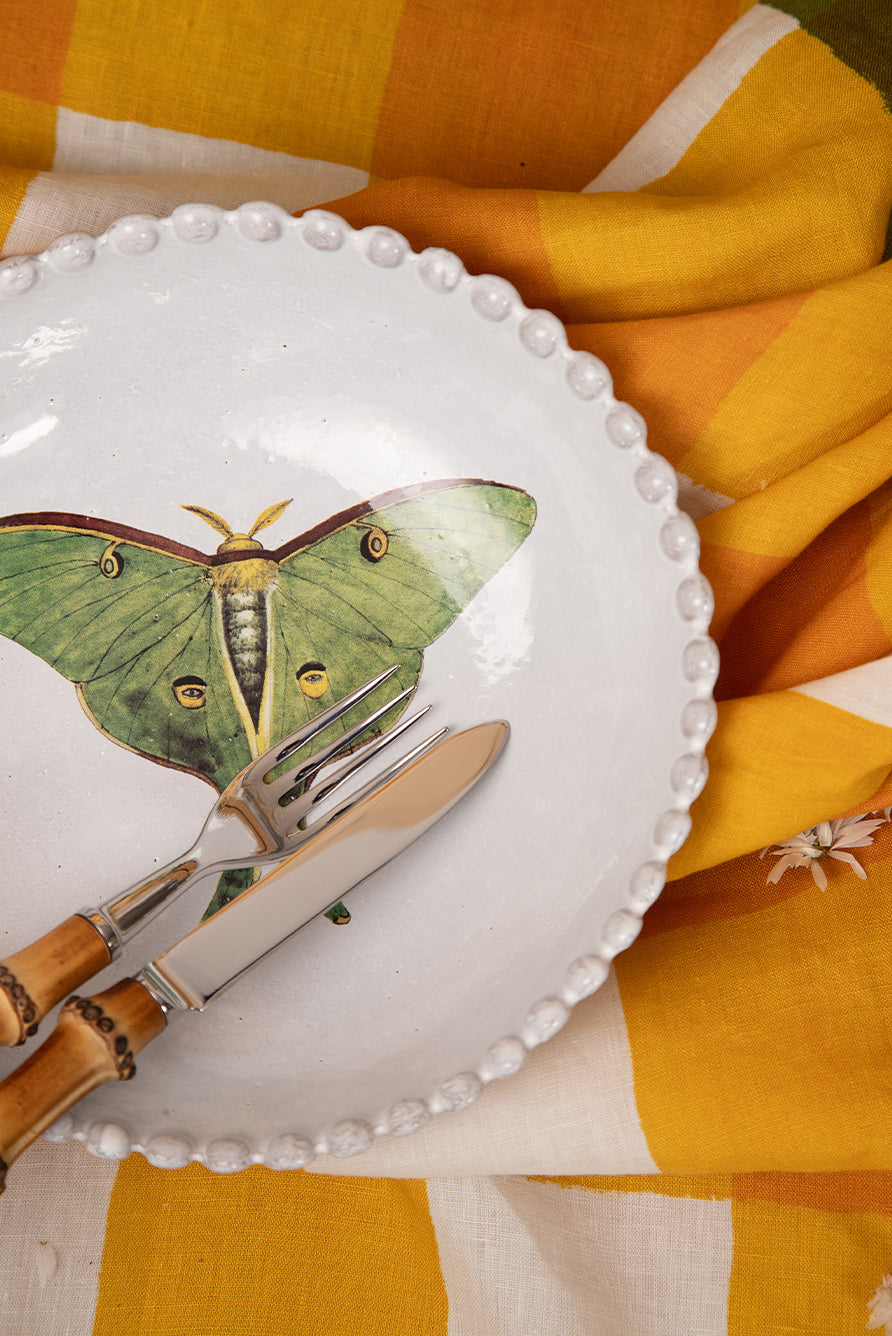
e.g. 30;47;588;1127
205;549;279;739
217;584;270;729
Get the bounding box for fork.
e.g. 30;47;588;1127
0;664;437;1047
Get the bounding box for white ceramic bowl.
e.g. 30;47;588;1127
0;204;715;1171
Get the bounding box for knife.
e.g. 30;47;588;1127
0;719;507;1190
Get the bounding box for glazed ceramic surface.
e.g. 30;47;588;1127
0;204;716;1171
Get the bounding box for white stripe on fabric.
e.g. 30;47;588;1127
2;167;346;258
308;969;659;1177
583;4;799;193
54;107;368;201
794;657;892;728
2;111;368;257
0;1140;116;1336
427;1177;734;1336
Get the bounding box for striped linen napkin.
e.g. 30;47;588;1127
1;1;891;1332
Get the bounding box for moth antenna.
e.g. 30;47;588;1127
182;505;234;539
249;499;293;537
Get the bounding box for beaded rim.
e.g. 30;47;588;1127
4;202;716;1171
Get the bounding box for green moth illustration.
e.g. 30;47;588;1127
0;478;536;919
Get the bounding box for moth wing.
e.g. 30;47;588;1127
266;480;536;748
0;521;252;789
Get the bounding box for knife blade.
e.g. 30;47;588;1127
0;719;507;1189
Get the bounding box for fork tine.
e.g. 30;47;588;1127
278;722;450;840
275;685;416;792
262;683;417;800
238;664;402;789
277;704;433;810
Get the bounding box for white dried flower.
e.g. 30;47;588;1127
760;812;890;891
866;1273;892;1331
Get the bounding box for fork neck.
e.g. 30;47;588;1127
79;855;202;956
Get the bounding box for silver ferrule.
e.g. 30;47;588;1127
135;963;193;1014
75;908;123;958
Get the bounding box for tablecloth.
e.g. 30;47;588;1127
1;0;891;1331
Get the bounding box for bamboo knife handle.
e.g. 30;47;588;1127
0;915;113;1046
0;977;167;1193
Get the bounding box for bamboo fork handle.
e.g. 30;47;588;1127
0;915;113;1047
0;977;167;1193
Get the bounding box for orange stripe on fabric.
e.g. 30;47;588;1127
698;544;786;647
93;1161;447;1335
535;1171;892;1219
0;0;78;103
319;177;560;315
866;482;892;642
61;0;405;172
670;691;892;880
370;0;739;189
713;498;891;699
643;851;811;938
618;836;892;1172
728;1197;892;1336
732;1170;892;1217
651;813;892;939
565;290;807;470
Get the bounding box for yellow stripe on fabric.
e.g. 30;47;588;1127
0;91;57;171
698;412;892;564
0;166;40;252
538;31;892;323
671;689;892;880
618;838;892;1174
60;0;406;173
680;266;892;499
728;1197;892;1335
644;27;892;203
93;1161;447;1335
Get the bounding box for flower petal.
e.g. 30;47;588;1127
828;850;868;877
810;860;828;891
765;854;807;884
830;817;886;845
